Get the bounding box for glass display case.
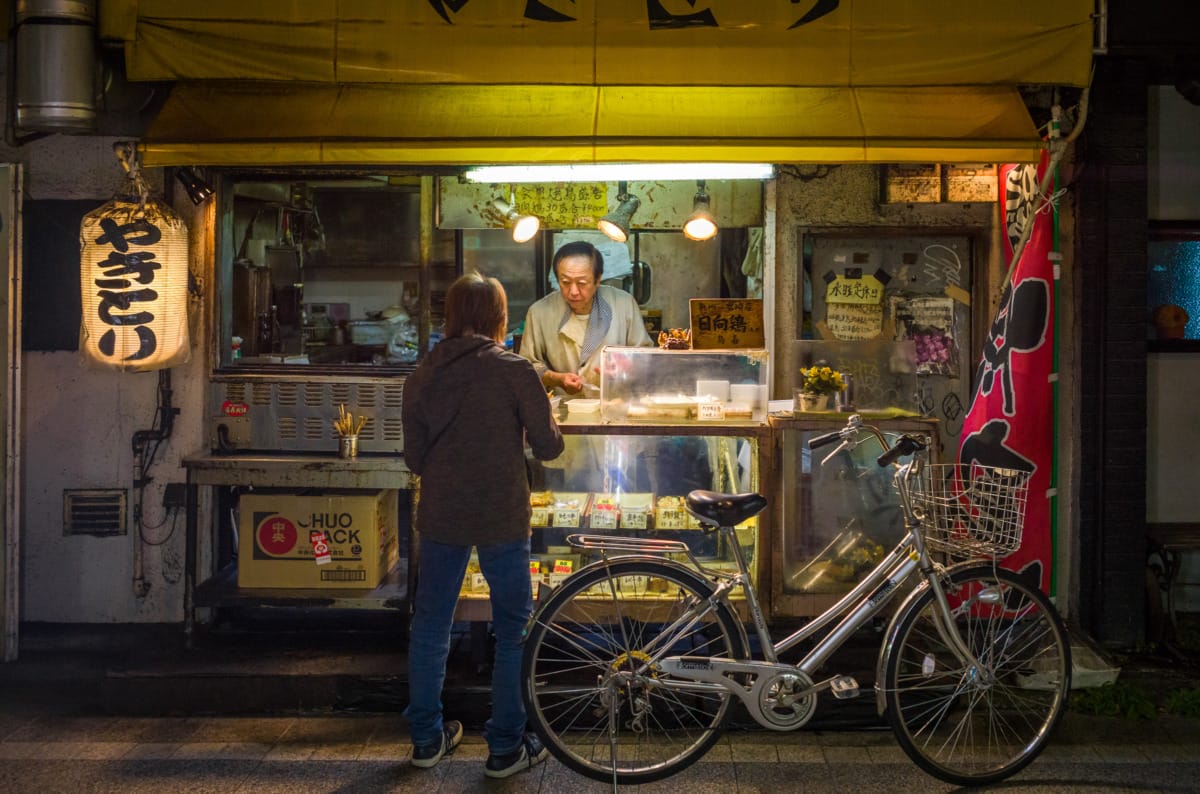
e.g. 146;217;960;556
791;339;919;414
454;423;774;620
599;347;770;423
769;415;940;618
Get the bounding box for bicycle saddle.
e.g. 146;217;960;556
685;490;768;528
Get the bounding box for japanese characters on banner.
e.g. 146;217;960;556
958;151;1055;593
79;173;190;372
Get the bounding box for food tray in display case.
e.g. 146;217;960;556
529;492;590;528
599;347;769;424
587;492;655;530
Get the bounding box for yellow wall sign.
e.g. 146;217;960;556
825;273;885;304
824;273;885;340
689;299;764;349
514;183;608;229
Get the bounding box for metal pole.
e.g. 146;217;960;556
418;177;433;358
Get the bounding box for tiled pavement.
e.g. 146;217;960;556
1;710;1199;793
3;626;1200;792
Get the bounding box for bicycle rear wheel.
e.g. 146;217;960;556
522;559;746;785
882;565;1071;786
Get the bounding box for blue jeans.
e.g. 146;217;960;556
405;536;532;756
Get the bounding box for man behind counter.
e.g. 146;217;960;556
520;240;652;394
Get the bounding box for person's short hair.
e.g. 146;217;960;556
552;240;604;283
444;272;507;343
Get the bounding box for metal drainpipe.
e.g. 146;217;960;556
130;369;179;597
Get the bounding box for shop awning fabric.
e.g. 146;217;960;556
140;83;1045;167
114;0;1093;167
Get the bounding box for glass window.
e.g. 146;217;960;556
221;173;456;370
1149;227;1200;341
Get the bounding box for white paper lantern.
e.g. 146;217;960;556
79;163;190;371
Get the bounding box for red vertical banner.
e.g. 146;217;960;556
958;151;1055;593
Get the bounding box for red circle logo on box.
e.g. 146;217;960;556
257;515;297;556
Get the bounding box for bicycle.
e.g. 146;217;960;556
521;414;1071;787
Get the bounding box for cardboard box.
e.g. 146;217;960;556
238;490;398;588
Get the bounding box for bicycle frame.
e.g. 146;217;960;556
569;456;990;728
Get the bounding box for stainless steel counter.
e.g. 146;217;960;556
182;451;414;645
183;453;412;489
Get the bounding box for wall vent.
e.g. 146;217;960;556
63;489;127;536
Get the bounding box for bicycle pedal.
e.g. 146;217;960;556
829;676;860;699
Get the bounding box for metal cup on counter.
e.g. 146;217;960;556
333;404;366;458
337;434;359;459
836;373;855;412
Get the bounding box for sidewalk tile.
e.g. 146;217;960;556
172;741;234;760
262;743;318;761
822;745;872;764
121;742;183;760
775;743;824;763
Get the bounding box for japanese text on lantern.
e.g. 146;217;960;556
92;216;162;361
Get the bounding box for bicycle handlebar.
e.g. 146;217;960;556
808;429;843;449
806;414;928;467
876;434;927;467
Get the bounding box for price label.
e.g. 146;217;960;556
620;510;648;529
590;510;618;530
549;572;571;587
310;531;331;566
624;574;648;596
530;507;551;527
553;559;574;575
656;508;689;529
697;402;726;421
553;508;581;527
471;573;489;593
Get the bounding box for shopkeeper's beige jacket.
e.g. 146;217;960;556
519;284;651;393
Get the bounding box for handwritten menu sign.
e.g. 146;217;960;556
825;271;885;340
515;183;609;228
826;303;883;339
689;299;765;349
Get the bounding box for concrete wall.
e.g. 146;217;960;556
1;44;211;623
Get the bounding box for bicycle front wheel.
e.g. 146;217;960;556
522;559;747;785
882;565;1071;786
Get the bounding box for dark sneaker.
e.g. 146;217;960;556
484;733;549;779
411;720;463;768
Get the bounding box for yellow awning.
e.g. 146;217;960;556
139;83;1044;167
104;0;1094;89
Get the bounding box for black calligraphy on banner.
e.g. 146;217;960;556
973;278;1050;416
426;0;840;29
92;217;163;361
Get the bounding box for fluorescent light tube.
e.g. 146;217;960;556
464;163;774;183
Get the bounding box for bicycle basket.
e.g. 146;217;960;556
911;464;1031;558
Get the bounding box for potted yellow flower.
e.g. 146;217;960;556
796;365;846;412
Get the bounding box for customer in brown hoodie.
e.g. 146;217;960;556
401;272;563;778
